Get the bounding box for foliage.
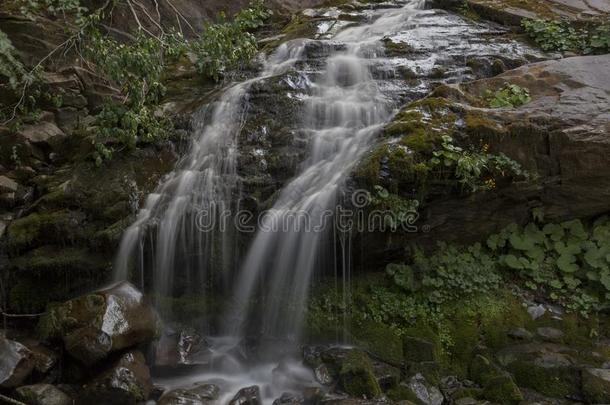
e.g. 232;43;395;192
429;135;528;192
368;186;419;231
486;84;531;108
0;29;29;91
522;19;610;54
192;0;270;80
16;0;87;20
488;217;610;314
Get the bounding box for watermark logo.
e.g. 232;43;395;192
193;189;421;234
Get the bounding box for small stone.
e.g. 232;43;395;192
582;368;610;403
158;383;220;405
536;327;564;343
527;305;546;320
314;363;333;385
508;328;533;341
15;384;72;405
229;385;261;405
407;373;443;405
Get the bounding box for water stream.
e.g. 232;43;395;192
113;0;540;402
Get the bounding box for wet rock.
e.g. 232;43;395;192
0;337;36;388
158;383;220;405
229;385;261;405
154;327;210;371
314;363;334;385
405;373;443;405
536;327;564;343
38;282;160;365
403;336;437;363
582;368;610;403
15;384;72;405
21;339;59;374
79;350;152;404
273;392;304;404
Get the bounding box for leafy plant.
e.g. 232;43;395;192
430;135;528;192
0;29;29;90
522;18;584;52
192;0;270;80
488;217;610;314
522;18;609;54
487;84;531;108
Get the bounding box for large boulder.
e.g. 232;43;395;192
15;384;73;405
0;337;36;388
79;350;152;404
356;54;610;262
38;282;160;365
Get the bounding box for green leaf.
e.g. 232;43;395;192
504;254;524;270
557;254;579;273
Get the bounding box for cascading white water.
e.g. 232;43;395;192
228;2;427;342
113;43;305;300
113;0;543;401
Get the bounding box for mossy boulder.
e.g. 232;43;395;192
338;350;382;398
38;282;160;365
582;368;610;403
496;343;581;398
481;375;523;404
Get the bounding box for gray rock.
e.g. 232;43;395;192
158;383;220;405
527;305;546;320
314;363;334;385
0;175;18;193
38;281;160;365
229;385;261;405
536;327;564;343
15;384;72;405
19;121;66;147
0;337;36;388
406;374;444;405
79;350;152;404
582;368;610;403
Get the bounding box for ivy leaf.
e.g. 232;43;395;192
503;254;524;269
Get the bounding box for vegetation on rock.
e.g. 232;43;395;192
522;18;610;54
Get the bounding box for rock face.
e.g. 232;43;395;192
15;384;73;405
79;350;152;404
433;0;610;26
38;282;160;365
0;337;36;388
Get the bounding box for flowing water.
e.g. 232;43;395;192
114;0;541;402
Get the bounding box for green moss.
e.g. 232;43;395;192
386;384;420;402
464;111;503;137
507;359;580;398
339;350;382;399
349;318;403;366
481;375;523;404
12;246;107;274
7;211;82;252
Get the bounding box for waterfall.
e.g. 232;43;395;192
110;0;542;401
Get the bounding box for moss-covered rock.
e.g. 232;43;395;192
338;350;382;399
481;375;523;404
582;368;610;403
